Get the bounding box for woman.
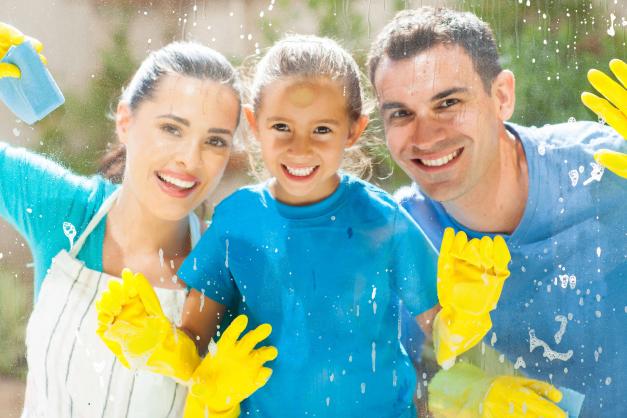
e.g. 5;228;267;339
0;23;241;417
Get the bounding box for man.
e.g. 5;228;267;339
368;7;626;418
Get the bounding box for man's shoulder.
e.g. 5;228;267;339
510;121;623;153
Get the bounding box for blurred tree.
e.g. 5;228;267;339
463;0;626;125
35;8;137;175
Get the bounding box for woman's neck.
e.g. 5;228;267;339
106;186;191;259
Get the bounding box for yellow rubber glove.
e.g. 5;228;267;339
434;228;511;368
96;268;201;382
581;58;627;178
0;22;46;78
429;362;566;418
182;315;278;418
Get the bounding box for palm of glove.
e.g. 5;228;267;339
185;315;277;416
96;268;172;370
581;58;627;178
434;228;511;367
0;22;46;78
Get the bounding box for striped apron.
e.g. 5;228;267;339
21;189;201;418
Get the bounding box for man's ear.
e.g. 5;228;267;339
346;115;369;148
115;101;133;145
243;105;260;140
492;70;516;121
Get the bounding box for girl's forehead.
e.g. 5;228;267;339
264;77;344;108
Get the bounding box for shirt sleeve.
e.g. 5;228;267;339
389;205;439;316
177;205;239;308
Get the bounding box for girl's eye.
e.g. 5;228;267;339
206;136;229;148
161;123;181;136
439;98;460;109
313;126;332;134
272;123;290;132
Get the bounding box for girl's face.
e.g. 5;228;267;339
245;77;368;205
116;73;240;220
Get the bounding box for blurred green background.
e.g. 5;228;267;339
0;0;624;386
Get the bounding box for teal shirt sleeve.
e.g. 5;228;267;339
390;205;439;316
0;142;114;296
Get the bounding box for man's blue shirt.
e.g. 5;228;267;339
397;122;626;417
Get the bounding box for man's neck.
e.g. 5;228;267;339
442;127;529;235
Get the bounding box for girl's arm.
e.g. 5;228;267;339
180;289;226;355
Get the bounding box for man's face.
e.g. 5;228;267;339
374;44;508;202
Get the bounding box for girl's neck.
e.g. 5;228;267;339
106;185;191;258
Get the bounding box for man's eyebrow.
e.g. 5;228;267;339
431;87;469;101
157;114;190;126
381;102;407;111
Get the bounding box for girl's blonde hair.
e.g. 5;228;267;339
245;34;373;181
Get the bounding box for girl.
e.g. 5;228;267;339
176;35;440;417
0;24;242;417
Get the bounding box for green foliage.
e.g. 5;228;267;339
0;270;32;378
36;14;137;175
462;0;626;125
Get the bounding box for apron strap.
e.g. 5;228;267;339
189;212;202;247
69;188;121;257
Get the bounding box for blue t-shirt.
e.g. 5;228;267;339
179;174;438;417
397;122;626;418
0;143;117;298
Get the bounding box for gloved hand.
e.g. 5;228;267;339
96;268;201;382
581;58;627;178
0;22;46;79
434;228;511;368
429;362;566;418
183;315;278;418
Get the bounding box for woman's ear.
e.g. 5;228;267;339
115;102;132;145
346;115;369;148
243;105;260;140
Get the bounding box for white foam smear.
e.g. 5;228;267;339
529;329;573;361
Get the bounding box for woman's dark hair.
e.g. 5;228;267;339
99;42;241;183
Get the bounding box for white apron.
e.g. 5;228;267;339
21;189;201;418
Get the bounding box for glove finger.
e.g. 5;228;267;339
459;238;482;267
450;230;468;258
610;59;627;90
439;227;456;256
587;69;627;116
581;92;627;138
38;53;47;66
24;36;43;53
254;367;273;388
479;236;494;269
251;345;278;365
594;149;627;179
219;314;248;348
524;379;564;404
132;271;166;318
0;62;20;78
237;323;273;353
518;390;567;418
492;235;511;278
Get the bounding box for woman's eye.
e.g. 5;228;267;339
439;98;460;109
313;126;332;134
272;123;290;132
206;136;228;148
161;124;181;136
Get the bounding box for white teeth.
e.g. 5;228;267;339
158;173;196;189
420;149;461;167
285;165;316;177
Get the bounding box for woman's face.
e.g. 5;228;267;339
117;73;240;221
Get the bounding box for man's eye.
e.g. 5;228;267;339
313;126;332;134
439;98;460;109
272;123;290;132
390;109;411;119
206;136;228;148
161;124;181;136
